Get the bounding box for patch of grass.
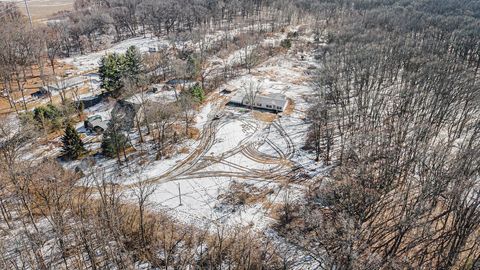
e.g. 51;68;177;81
283;98;294;115
187;127;200;139
217;181;275;207
253;111;277;122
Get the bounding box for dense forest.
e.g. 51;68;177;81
0;0;479;269
299;0;480;269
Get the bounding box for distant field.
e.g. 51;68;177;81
1;0;74;21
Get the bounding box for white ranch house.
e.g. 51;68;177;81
229;92;288;112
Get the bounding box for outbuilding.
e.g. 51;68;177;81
41;77;85;93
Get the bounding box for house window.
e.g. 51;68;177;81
277;106;282;109
257;103;262;106
266;105;271;108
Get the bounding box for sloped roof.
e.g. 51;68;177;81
229;92;288;108
44;77;85;91
256;94;288;108
230;92;245;104
110;100;141;132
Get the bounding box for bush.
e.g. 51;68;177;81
287;31;298;39
33;104;64;131
33;104;61;123
190;84;205;103
280;39;292;49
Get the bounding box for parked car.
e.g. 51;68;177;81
84;115;109;134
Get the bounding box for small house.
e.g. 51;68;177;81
166;79;197;89
76;95;103;109
220;88;234;95
229;92;288;112
110;100;142;132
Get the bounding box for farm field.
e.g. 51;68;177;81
0;0;73;21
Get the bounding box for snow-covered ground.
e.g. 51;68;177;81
62;37;168;71
1;21;326;270
61;23;279;71
119;34;324;230
56;23;323;232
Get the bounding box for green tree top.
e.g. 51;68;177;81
99;46;143;97
124;45;142;80
99;53;124;95
62;123;86;159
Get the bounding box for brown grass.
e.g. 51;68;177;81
13;0;74;22
178;146;190;154
0;60;83;115
253;111;277;122
283;98;294;115
217;181;275;207
187;127;200;140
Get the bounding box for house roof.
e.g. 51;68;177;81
111;100;141;132
229;92;288;108
90;119;108;131
43;77;85;91
256;93;288;108
230;92;245;104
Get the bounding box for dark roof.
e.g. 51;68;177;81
76;95;103;108
110;100;141;132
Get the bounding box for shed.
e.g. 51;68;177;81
31;88;51;99
76;95;103;109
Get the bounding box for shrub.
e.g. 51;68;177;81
280;38;292;49
33;104;61;123
190;84;205;103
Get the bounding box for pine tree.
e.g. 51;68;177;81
101;129;128;161
99;53;124;96
124;45;142;81
99;47;143;97
62;124;86;159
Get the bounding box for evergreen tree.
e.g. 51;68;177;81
280;38;292;49
124;45;142;81
99;53;125;96
62;124;86;159
101;129;128;161
99;46;143;96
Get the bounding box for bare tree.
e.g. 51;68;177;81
146;102;178;159
131;172;157;248
242;80;261;111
